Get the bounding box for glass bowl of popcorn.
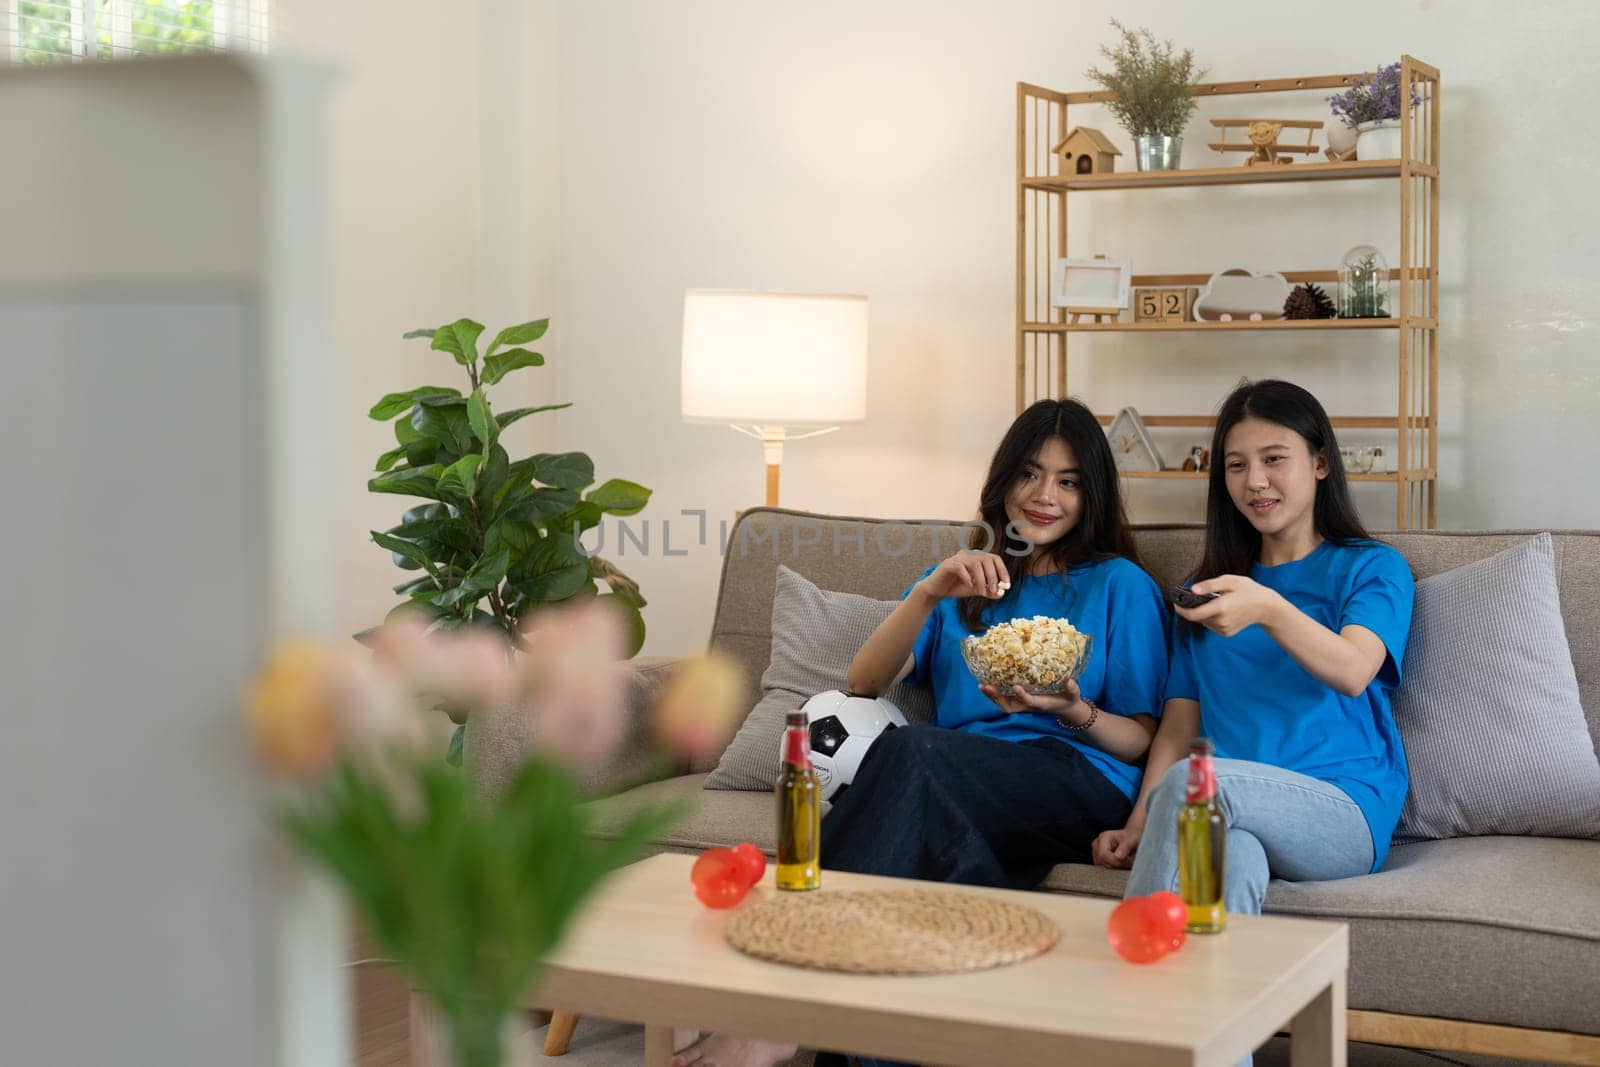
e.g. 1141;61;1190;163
960;616;1093;696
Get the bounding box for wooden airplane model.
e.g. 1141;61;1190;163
1209;118;1324;165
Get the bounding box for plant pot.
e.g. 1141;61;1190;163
1355;120;1402;161
1327;120;1358;158
1134;135;1182;171
411;998;537;1067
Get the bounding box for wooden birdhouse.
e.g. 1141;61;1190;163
1051;126;1121;175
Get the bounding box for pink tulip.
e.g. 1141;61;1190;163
516;599;630;773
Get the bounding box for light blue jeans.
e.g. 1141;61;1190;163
1125;758;1375;1067
1127;756;1374;909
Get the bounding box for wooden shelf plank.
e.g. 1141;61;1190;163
1063;72;1370;105
1093;414;1432;430
1023;318;1400;333
1119;469;1421;482
1021;159;1401;192
1130;270;1433;286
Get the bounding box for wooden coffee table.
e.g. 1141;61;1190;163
425;853;1349;1066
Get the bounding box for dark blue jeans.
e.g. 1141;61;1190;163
820;722;1131;888
812;724;1131;1067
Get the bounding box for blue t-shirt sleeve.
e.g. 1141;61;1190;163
902;564;940;689
1339;544;1416;689
1163;613;1200;703
1100;563;1170;718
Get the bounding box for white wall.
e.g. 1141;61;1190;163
538;0;1600;656
280;0;567;637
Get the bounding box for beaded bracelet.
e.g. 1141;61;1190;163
1060;698;1101;733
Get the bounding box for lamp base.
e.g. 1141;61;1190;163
728;423;841;510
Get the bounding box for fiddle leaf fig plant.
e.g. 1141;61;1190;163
366;317;650;667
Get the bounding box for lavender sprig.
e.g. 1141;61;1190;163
1328;62;1421;126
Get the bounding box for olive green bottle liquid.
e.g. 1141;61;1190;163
776;710;821;891
1178;737;1227;933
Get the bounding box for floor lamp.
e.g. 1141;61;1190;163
680;289;868;507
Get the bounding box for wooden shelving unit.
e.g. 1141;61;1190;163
1017;58;1441;528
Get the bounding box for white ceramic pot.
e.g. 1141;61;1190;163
1327;120;1358;158
1355;119;1402;161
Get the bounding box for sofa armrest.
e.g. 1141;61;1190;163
463;655;690;799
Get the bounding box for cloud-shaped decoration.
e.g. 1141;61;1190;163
1193;269;1292;321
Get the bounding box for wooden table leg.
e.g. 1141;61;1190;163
543;1010;580;1056
1290;975;1347;1067
644;1024;675;1067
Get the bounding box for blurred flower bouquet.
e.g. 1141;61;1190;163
247;600;741;1067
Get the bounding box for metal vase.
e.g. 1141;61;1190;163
1134;134;1183;171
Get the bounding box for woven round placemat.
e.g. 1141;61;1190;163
724;888;1059;975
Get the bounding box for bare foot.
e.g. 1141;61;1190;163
670;1034;799;1067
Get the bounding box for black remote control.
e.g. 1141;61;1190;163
1170;586;1219;609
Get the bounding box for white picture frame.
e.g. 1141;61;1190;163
1106;407;1163;472
1051;257;1132;310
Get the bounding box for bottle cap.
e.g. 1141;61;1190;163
785;710;807;727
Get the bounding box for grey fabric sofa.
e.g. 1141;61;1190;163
469;509;1600;1064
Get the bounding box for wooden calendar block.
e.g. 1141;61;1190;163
1133;287;1196;323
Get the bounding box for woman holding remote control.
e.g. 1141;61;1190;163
1093;379;1415;926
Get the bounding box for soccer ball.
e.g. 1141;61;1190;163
801;690;908;801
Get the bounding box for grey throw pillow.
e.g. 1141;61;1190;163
704;565;934;791
1394;533;1600;840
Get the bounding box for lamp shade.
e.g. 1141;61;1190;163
681;289;867;424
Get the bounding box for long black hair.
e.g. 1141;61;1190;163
958;397;1142;630
1193;379;1371;586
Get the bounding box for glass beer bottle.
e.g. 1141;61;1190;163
775;710;821;891
1178;737;1227;933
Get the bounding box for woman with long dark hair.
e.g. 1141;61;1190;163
1094;379;1415;923
824;396;1167;890
673;397;1170;1067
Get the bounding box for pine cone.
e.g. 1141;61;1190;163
1283;283;1337;319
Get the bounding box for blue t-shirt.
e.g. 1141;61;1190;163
902;556;1169;801
1164;539;1415;871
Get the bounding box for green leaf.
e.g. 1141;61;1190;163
438;454;483;498
467;389;496;447
554;501;603;534
532;452;595;491
508;487;579;524
446;724;465;767
508;533;589;600
386;599;442;624
597;594;646;657
369;464;447;501
371;530;442;577
486;318;549;355
369;385;460;421
374;445;408;473
401;327;437;340
489;518;539;556
403;502;450;524
476;444;510;512
431;318;486;368
393;418;438;466
393;575;435;596
460;548;511;595
411;399;472;455
496;402;572;431
481;348;545;385
586;478;651;517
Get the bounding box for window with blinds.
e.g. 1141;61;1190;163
3;1;268;63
